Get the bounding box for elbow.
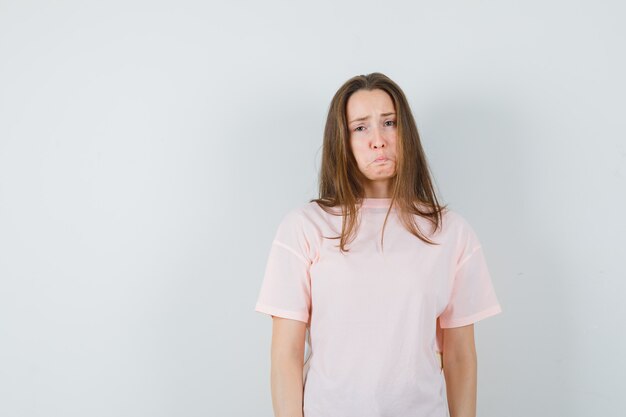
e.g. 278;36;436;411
442;342;477;370
443;348;476;371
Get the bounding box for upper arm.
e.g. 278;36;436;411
438;212;502;329
271;316;307;363
442;323;476;365
255;209;315;324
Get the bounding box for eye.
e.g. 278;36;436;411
354;126;366;132
384;120;396;127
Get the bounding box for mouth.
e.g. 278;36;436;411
373;156;389;163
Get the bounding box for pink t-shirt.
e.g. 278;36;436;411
254;197;502;417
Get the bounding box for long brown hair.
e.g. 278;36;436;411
310;72;448;253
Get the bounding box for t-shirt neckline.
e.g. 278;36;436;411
359;197;394;208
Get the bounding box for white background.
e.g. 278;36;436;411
1;1;624;416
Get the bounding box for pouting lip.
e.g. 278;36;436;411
373;155;389;162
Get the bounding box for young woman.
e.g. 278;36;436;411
254;72;502;417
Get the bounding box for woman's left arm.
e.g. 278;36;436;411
442;324;477;417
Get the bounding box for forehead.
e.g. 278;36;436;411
346;89;395;117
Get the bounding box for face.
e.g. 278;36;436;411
346;88;398;196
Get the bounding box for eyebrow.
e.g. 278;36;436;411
348;112;396;125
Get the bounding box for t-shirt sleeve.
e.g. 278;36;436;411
438;216;503;328
254;209;315;324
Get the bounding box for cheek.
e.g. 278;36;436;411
351;144;369;164
389;136;399;153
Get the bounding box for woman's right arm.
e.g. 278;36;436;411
270;316;307;417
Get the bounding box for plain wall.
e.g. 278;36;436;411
1;1;624;416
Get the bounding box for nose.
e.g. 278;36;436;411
372;126;386;149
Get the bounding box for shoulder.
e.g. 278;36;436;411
441;207;468;229
271;202;323;263
439;207;485;253
279;201;322;225
437;207;480;241
283;200;339;223
274;201;326;239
